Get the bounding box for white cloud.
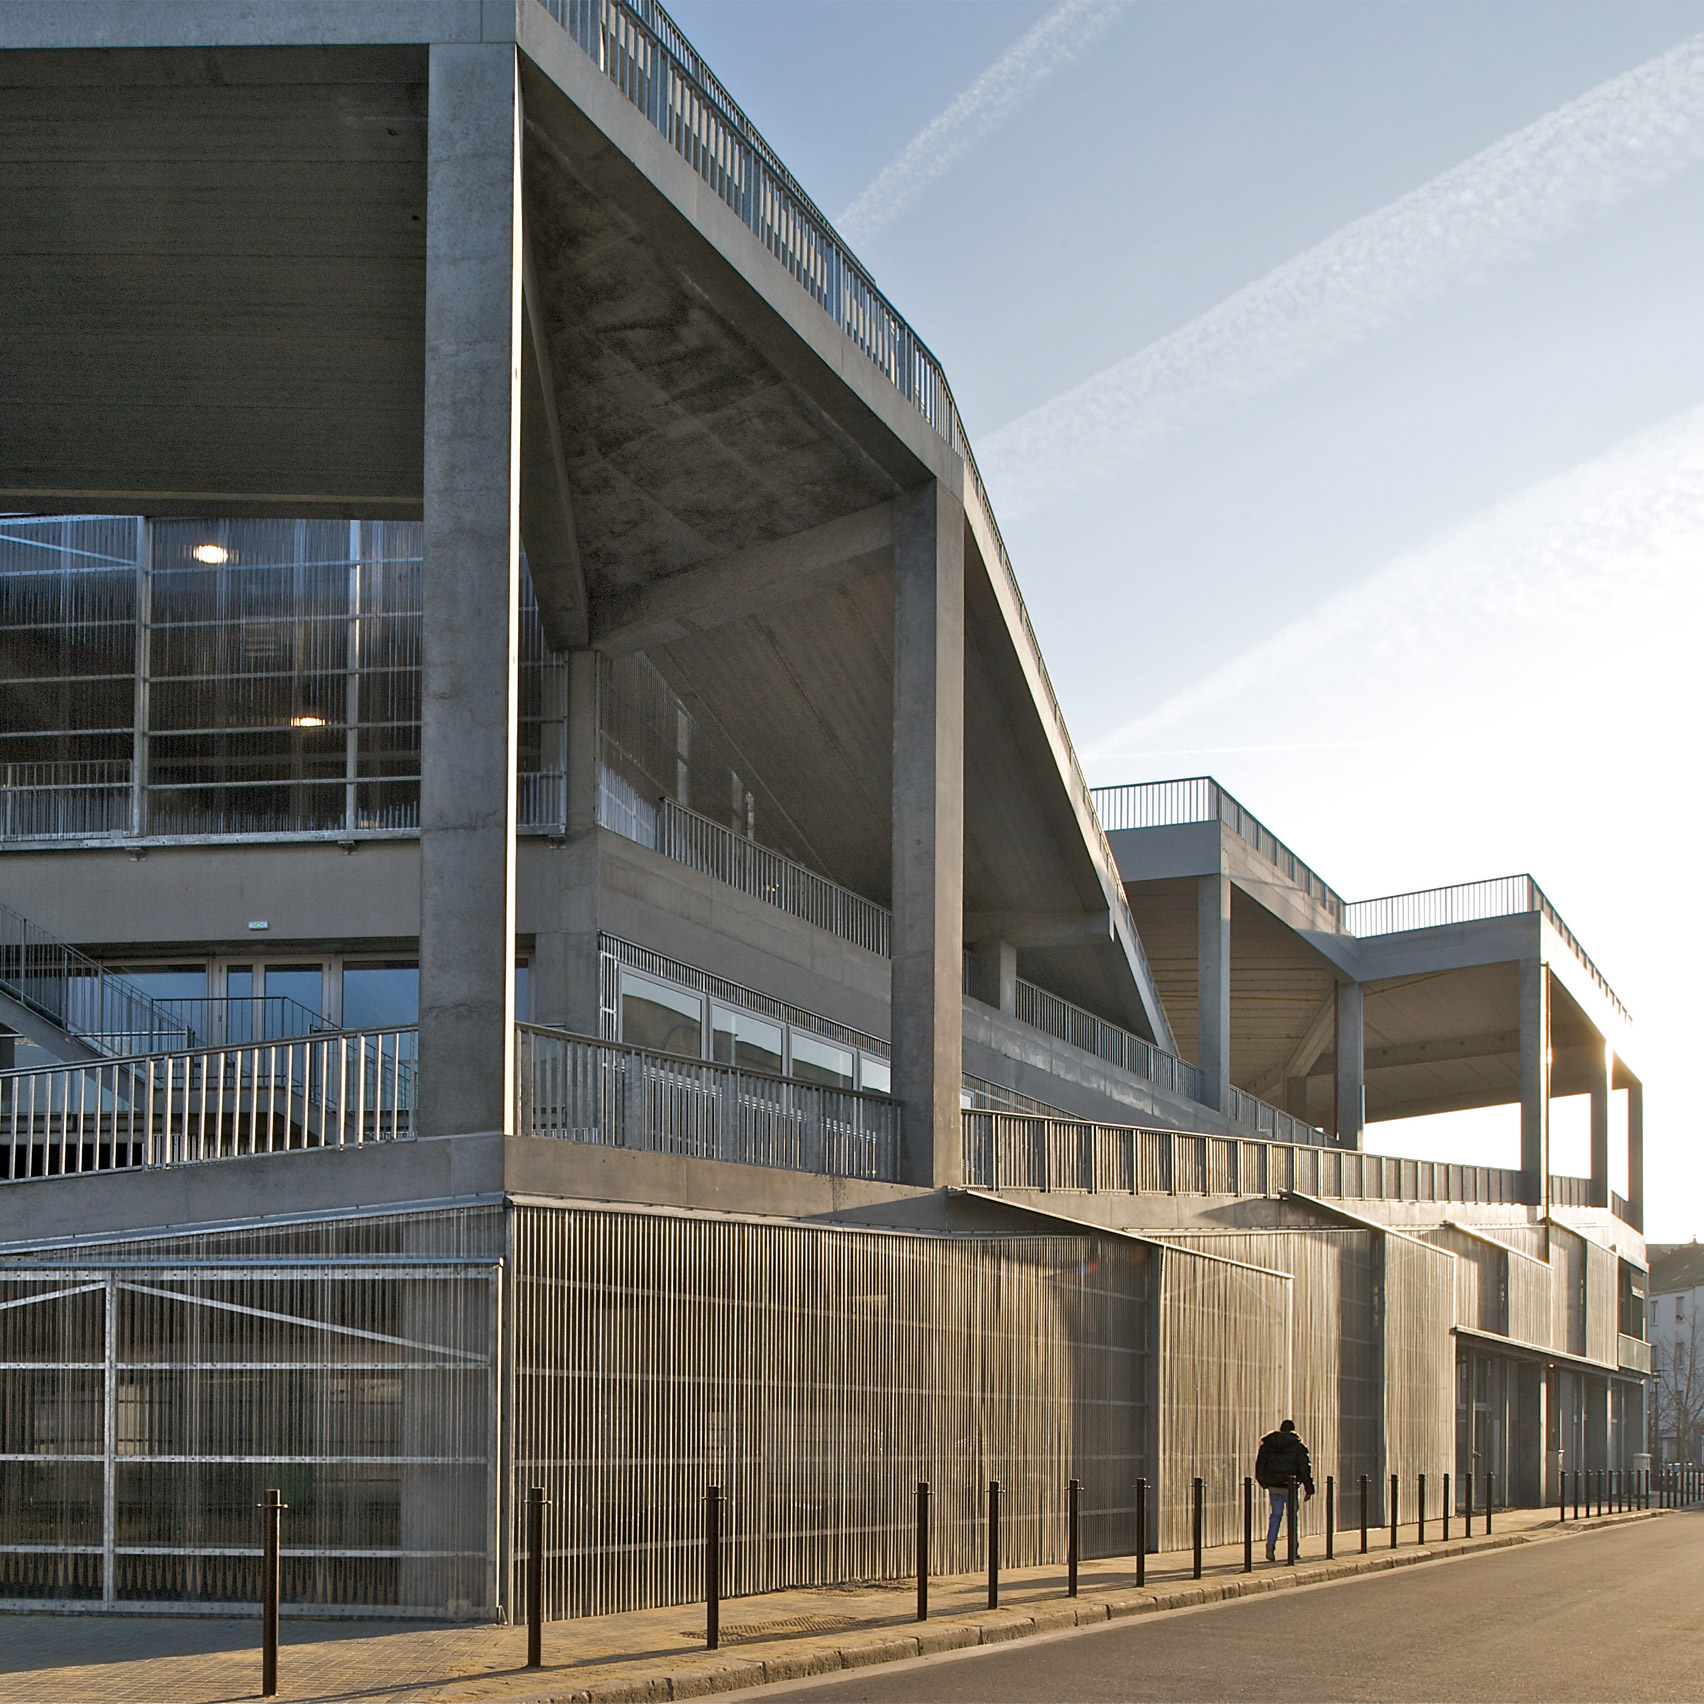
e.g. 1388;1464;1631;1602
835;0;1127;248
979;31;1704;521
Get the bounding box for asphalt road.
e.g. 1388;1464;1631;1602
742;1513;1704;1703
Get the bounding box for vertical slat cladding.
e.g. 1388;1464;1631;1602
507;1204;1152;1619
1381;1235;1455;1501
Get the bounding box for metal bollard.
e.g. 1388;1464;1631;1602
1418;1473;1426;1545
1192;1477;1203;1580
1242;1476;1253;1574
1486;1474;1493;1535
1135;1477;1147;1588
526;1485;548;1669
705;1485;722;1651
1443;1472;1451;1541
1466;1470;1475;1536
988;1479;1001;1610
1359;1474;1368;1554
1574;1469;1581;1520
1560;1471;1566;1524
1325;1476;1335;1560
259;1487;285;1699
915;1481;929;1623
1390;1473;1399;1550
1068;1478;1080;1599
1286;1482;1298;1567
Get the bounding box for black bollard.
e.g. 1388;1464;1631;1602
526;1485;548;1669
1191;1477;1203;1580
1574;1469;1581;1520
1359;1473;1369;1555
259;1487;285;1699
916;1481;930;1623
1443;1472;1451;1541
1135;1477;1147;1588
1559;1470;1566;1524
706;1485;722;1651
1418;1473;1426;1545
1286;1482;1299;1566
1465;1470;1474;1537
1486;1474;1493;1535
1068;1478;1080;1599
1325;1476;1335;1560
988;1479;1001;1610
1390;1473;1399;1550
1243;1476;1253;1574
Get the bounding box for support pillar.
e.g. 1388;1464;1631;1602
1196;873;1230;1114
1626;1080;1644;1232
968;937;1017;1017
1519;957;1550;1210
891;479;964;1188
1588;1036;1611;1209
418;44;523;1140
1334;981;1364;1149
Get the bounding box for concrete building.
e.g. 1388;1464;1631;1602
1648;1244;1704;1465
0;0;1648;1621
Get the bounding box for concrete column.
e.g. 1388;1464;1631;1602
418;44;523;1141
1626;1079;1644;1232
967;936;1016;1017
1588;1036;1611;1209
1333;980;1364;1149
1195;873;1230;1114
1519;959;1550;1209
890;479;964;1189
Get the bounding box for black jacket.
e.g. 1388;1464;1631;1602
1255;1429;1314;1494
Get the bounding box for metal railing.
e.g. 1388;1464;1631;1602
1346;876;1628;1023
0;900;196;1056
654;798;890;956
1013;977;1202;1103
1091;778;1346;924
141;995;329;1047
0;1027;417;1180
962;1112;1525;1205
1;760;132;840
517;1024;900;1180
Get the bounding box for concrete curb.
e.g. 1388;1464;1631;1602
502;1510;1668;1704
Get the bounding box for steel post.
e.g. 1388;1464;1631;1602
1418;1473;1426;1545
705;1485;721;1651
259;1487;284;1698
1135;1477;1147;1588
916;1481;929;1622
1359;1474;1368;1554
1067;1478;1080;1598
526;1486;547;1669
988;1479;1001;1609
1390;1473;1398;1549
1242;1476;1252;1574
1325;1476;1335;1559
1286;1482;1298;1566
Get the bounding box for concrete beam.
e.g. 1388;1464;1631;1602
1196;873;1230;1114
0;991;103;1064
519;217;588;650
1588;1035;1611;1210
962;910;1113;951
590;502;893;656
1519;957;1550;1209
1362;1030;1520;1072
1245;990;1336;1100
891;479;964;1189
1626;1080;1644;1233
966;936;1017;1017
417;41;523;1141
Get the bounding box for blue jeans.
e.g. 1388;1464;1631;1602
1266;1488;1291;1548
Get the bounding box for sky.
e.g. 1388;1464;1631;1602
669;0;1704;1243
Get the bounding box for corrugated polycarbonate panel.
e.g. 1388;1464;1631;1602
1506;1248;1555;1348
1552;1227;1587;1357
1585;1242;1619;1367
1382;1235;1456;1498
1161;1230;1380;1538
508;1206;1152;1618
1157;1246;1288;1550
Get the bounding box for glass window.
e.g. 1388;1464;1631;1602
341;962;419;1029
790;1031;853;1089
858;1054;890;1095
515;962;530;1024
113;965;207;1002
265;964;324;1022
619;972;702;1059
711;1006;783;1075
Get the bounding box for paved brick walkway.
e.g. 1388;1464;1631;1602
0;1507;1659;1703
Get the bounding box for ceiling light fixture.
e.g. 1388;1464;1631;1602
191;544;229;565
289;714;326;728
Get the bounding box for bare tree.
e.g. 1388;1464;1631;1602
1654;1302;1704;1464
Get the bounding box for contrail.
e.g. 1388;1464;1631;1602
835;0;1127;249
1083;402;1704;776
979;31;1704;521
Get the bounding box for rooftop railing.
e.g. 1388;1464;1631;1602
539;0;1154;1040
0;1027;417;1180
1346;876;1629;1023
517;1024;900;1181
962;1111;1525;1206
1091;778;1347;924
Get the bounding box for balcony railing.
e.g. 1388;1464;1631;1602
1012;976;1202;1103
0;760;131;840
962;1112;1524;1205
1346;875;1628;1023
0;1027;417;1180
654;798;889;956
517;1024;900;1180
1091;778;1346;924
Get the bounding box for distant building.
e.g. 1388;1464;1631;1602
0;0;1649;1622
1649;1243;1704;1464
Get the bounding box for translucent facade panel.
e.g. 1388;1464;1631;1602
1384;1234;1457;1493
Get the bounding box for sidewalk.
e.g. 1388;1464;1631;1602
0;1506;1665;1704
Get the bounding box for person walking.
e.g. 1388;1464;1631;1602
1255;1419;1315;1562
